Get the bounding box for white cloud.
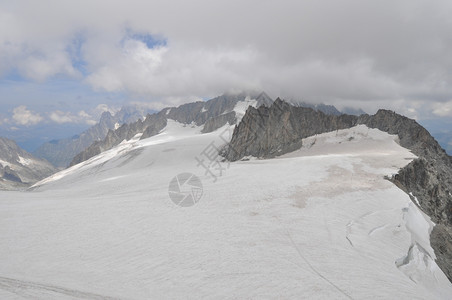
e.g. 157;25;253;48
49;110;75;124
78;110;96;125
432;101;452;117
85;40;260;98
12;105;43;126
2;0;452;119
18;52;80;82
9;105;117;126
48;107;111;125
93;104;118;115
130;96;204;111
86;40;168;93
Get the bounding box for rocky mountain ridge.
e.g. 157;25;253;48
222;98;452;282
67;93;367;168
222;99;357;161
69;92;273;166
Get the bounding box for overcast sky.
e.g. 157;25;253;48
1;0;452;132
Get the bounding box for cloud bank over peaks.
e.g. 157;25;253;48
5;104;119;127
12;106;43;126
2;0;452;120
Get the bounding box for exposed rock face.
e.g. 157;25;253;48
360;110;452;281
0;137;57;190
201;111;237;133
395;159;452;225
70;92;274;167
223;99;358;161
222;99;452;282
34;106;151;168
393;156;452;281
140;114;168;139
431;225;452;282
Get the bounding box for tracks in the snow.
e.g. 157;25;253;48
0;276;123;300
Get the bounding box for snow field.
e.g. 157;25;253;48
1;122;451;299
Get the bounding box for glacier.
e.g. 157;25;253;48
0;121;451;299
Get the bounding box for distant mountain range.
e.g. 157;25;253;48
33;106;152;168
2;91;449;192
0;137;56;190
69;91;274;166
68;92;367;167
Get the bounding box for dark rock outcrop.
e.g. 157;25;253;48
358;110;452;281
1;166;22;183
141;114;168;139
223;98;358;161
431;225;452;282
201;111;237;133
393;156;452;281
393;159;452;226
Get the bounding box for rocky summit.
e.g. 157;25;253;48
222;98;357;161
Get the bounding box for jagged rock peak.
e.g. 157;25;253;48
99;111;113;122
222;99;357;161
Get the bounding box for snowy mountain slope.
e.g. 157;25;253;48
0;137;56;190
1;122;452;299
